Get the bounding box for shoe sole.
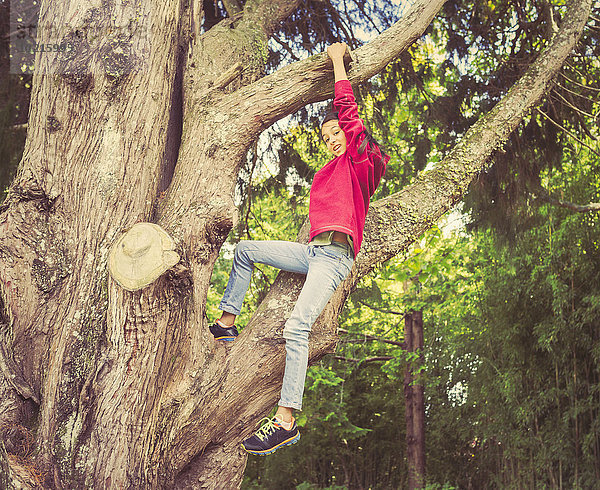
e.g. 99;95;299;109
214;336;236;341
242;432;300;456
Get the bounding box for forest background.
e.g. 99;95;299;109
2;0;600;488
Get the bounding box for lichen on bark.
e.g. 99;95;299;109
53;275;108;483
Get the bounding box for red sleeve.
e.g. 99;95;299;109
334;80;389;196
333;80;366;159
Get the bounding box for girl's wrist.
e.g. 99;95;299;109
331;59;346;70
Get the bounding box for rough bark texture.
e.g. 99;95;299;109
404;311;425;490
0;0;591;487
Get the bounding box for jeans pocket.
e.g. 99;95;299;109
319;243;352;260
341;255;354;277
318;247;342;261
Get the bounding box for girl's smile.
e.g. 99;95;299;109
321;120;347;157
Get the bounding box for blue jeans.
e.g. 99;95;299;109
219;240;354;410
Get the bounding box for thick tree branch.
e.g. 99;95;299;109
221;0;447;134
353;0;593;270
161;0;442;248
162;0;444;228
175;0;302;124
1;1;186;483
158;0;303;226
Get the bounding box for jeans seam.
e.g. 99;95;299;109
281;260;345;409
244;249;310;271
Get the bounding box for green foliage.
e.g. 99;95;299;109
457;0;600;235
0;79;28;201
419;168;600;487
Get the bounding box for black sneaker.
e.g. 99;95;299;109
209;321;239;341
241;416;300;456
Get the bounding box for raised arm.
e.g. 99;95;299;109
327;43;388;192
327;44;365;157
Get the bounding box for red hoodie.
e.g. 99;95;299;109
308;80;389;257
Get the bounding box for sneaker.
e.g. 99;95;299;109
241;416;300;456
209;320;239;341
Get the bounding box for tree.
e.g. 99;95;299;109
404;310;425;489
0;0;592;487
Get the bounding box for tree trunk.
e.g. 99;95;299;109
0;0;592;487
404;310;425;489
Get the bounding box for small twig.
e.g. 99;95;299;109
555;81;599;103
548;91;597;141
356;299;404;316
247;209;267;234
192;62;244;101
550;88;597;120
535;108;600;157
564;60;589;80
333;355;395;364
270;34;300;62
560;67;600;92
584;21;600;31
530;184;600;213
214;62;243;90
351;0;383;35
338;328;405;347
539;0;559;36
328;6;357;51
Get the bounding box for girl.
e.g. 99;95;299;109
210;42;389;455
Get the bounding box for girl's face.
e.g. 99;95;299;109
321;120;347;157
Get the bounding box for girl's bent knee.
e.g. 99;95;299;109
235;240;248;252
283;325;310;342
234;240;252;258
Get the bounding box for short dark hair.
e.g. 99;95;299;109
321;111;339;128
321;110;389;164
